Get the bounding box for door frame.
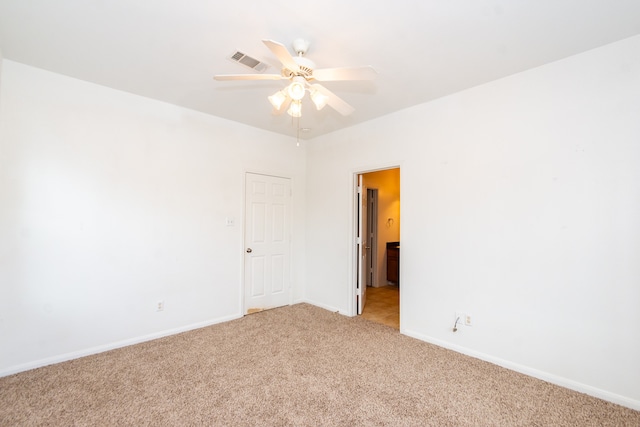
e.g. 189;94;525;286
356;174;368;314
351;165;401;317
242;171;294;315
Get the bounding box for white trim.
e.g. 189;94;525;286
0;313;242;378
350;163;402;317
349;172;359;316
402;328;640;411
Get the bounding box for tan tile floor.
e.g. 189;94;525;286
360;285;399;329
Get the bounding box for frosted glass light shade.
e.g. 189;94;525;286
287;77;306;101
287;100;302;117
310;89;328;110
268;90;287;110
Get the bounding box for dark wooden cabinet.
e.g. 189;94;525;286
386;242;400;285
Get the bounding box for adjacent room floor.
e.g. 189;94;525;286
360;285;399;329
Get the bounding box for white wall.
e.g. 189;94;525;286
0;60;306;374
0;48;3;102
305;35;640;409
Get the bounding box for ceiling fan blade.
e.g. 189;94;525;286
262;39;300;73
310;84;355;116
312;66;377;82
214;74;284;81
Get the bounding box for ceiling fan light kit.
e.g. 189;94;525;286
214;38;377;119
268;90;288;110
287;76;306;101
287;100;302;118
310;88;328;110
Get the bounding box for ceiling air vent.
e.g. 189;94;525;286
229;51;269;72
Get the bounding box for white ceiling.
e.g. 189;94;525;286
1;1;640;140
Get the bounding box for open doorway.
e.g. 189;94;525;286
354;167;400;329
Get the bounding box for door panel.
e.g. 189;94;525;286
244;173;291;314
272;204;285;241
252;203;266;242
271;254;285;293
249;256;265;297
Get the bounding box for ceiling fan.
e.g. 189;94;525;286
214;39;377;117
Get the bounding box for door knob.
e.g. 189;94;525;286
246;248;252;253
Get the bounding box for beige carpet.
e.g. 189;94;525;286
1;303;638;426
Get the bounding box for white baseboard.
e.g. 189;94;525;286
9;308;636;411
401;328;640;411
0;313;243;378
298;299;350;316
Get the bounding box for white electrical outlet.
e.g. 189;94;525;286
225;217;235;227
156;300;164;312
465;314;472;326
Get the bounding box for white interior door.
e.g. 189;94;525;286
357;175;368;314
244;173;291;314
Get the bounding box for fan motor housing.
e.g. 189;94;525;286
291;56;315;77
